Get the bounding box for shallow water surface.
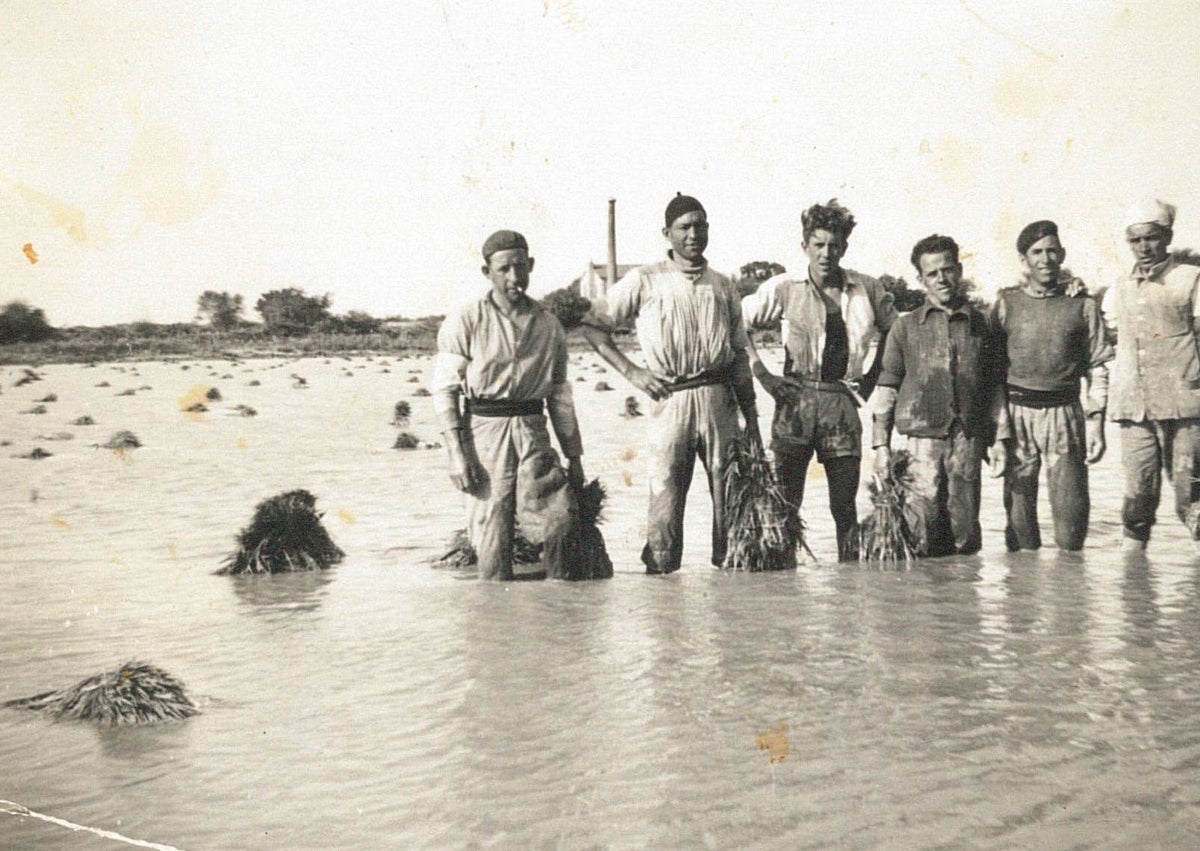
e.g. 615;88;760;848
2;356;1199;849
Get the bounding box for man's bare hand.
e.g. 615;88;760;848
988;440;1010;478
754;367;801;404
566;456;585;491
628;365;672;401
873;445;892;479
446;436;485;495
1086;416;1106;464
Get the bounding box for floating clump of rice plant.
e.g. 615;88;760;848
391;400;412;427
19;447;52;460
20;404;47;415
101;430;141;450
622;396;643;417
539;287;593;331
116;388;136;396
412;387;431;397
217;489;344;575
722;438;805;571
36;393;57;402
431;527;542;569
206;387;222;401
859;449;920;566
248;379;261;386
3;661;198;726
72;415;96;426
393;431;420;449
234;404;257;417
594;381;614;392
184;402;207;413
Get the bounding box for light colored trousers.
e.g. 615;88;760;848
1119;417;1200;542
465;414;572;581
903;430;984;557
1003;401;1089;551
643;383;740;574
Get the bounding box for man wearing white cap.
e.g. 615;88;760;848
1101;200;1200;551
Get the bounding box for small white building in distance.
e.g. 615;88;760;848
572;262;640;302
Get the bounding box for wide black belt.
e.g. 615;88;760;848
466;397;544;417
667;363;732;391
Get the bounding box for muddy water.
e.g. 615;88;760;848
2;355;1199;849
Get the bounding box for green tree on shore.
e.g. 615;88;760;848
196;291;245;330
0;301;55;344
255;288;333;335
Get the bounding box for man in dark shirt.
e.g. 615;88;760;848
992;220;1113;551
872;235;1002;556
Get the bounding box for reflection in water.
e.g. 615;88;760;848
226;569;334;617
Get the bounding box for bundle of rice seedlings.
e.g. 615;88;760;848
559;478;614;581
36;393;57;402
217;489;344;575
393;431;420;449
95;381;110;387
234;404;257;417
721;438;804;571
539;287;593;331
3;661;198;726
184;402;208;413
116;388;137;396
205;387;222;401
72;415;96;426
102;430;141;450
594;381;614;392
430;526;542;569
622;396;643;417
248;379;261;386
412;387;431;397
20;447;52;460
858;449;920;565
391;400;412;427
20;405;47;415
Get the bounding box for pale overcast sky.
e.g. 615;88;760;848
3;1;1200;326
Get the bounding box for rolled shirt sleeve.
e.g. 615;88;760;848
431;310;471;429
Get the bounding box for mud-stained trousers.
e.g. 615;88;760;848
772;386;862;561
1003;401;1089;551
903;430;984;557
1119;417;1200;542
642;383;741;574
465;413;573;581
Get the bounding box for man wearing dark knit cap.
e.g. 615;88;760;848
430;229;585;580
581;194;759;574
991;220;1112;551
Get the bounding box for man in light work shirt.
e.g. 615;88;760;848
431;229;585;580
872;235;1002;556
742;199;895;561
991;220;1112;551
1101;200;1200;552
581;193;759;574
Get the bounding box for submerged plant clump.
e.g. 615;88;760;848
218;489;345;575
102;430;141;450
3;661;198;726
391;400;412;427
431;527;542;569
722;438;804;571
559;478;614;581
859;449;921;566
393;431;420;449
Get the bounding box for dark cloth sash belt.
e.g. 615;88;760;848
1006;384;1079;409
667;363;733;391
466;397;544;417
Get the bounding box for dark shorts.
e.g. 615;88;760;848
771;386;861;462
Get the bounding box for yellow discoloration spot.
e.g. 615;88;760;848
23;242;38;264
619;447;637;462
108;556;125;566
112;448;134;464
338;509;356;524
179;384;212;420
621;470;634;487
236;437;248;449
52;516;71;530
167;544;178;562
756;722;791;764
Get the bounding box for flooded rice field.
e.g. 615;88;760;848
2;352;1199;849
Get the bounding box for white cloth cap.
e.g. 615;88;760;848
1124;199;1176;231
